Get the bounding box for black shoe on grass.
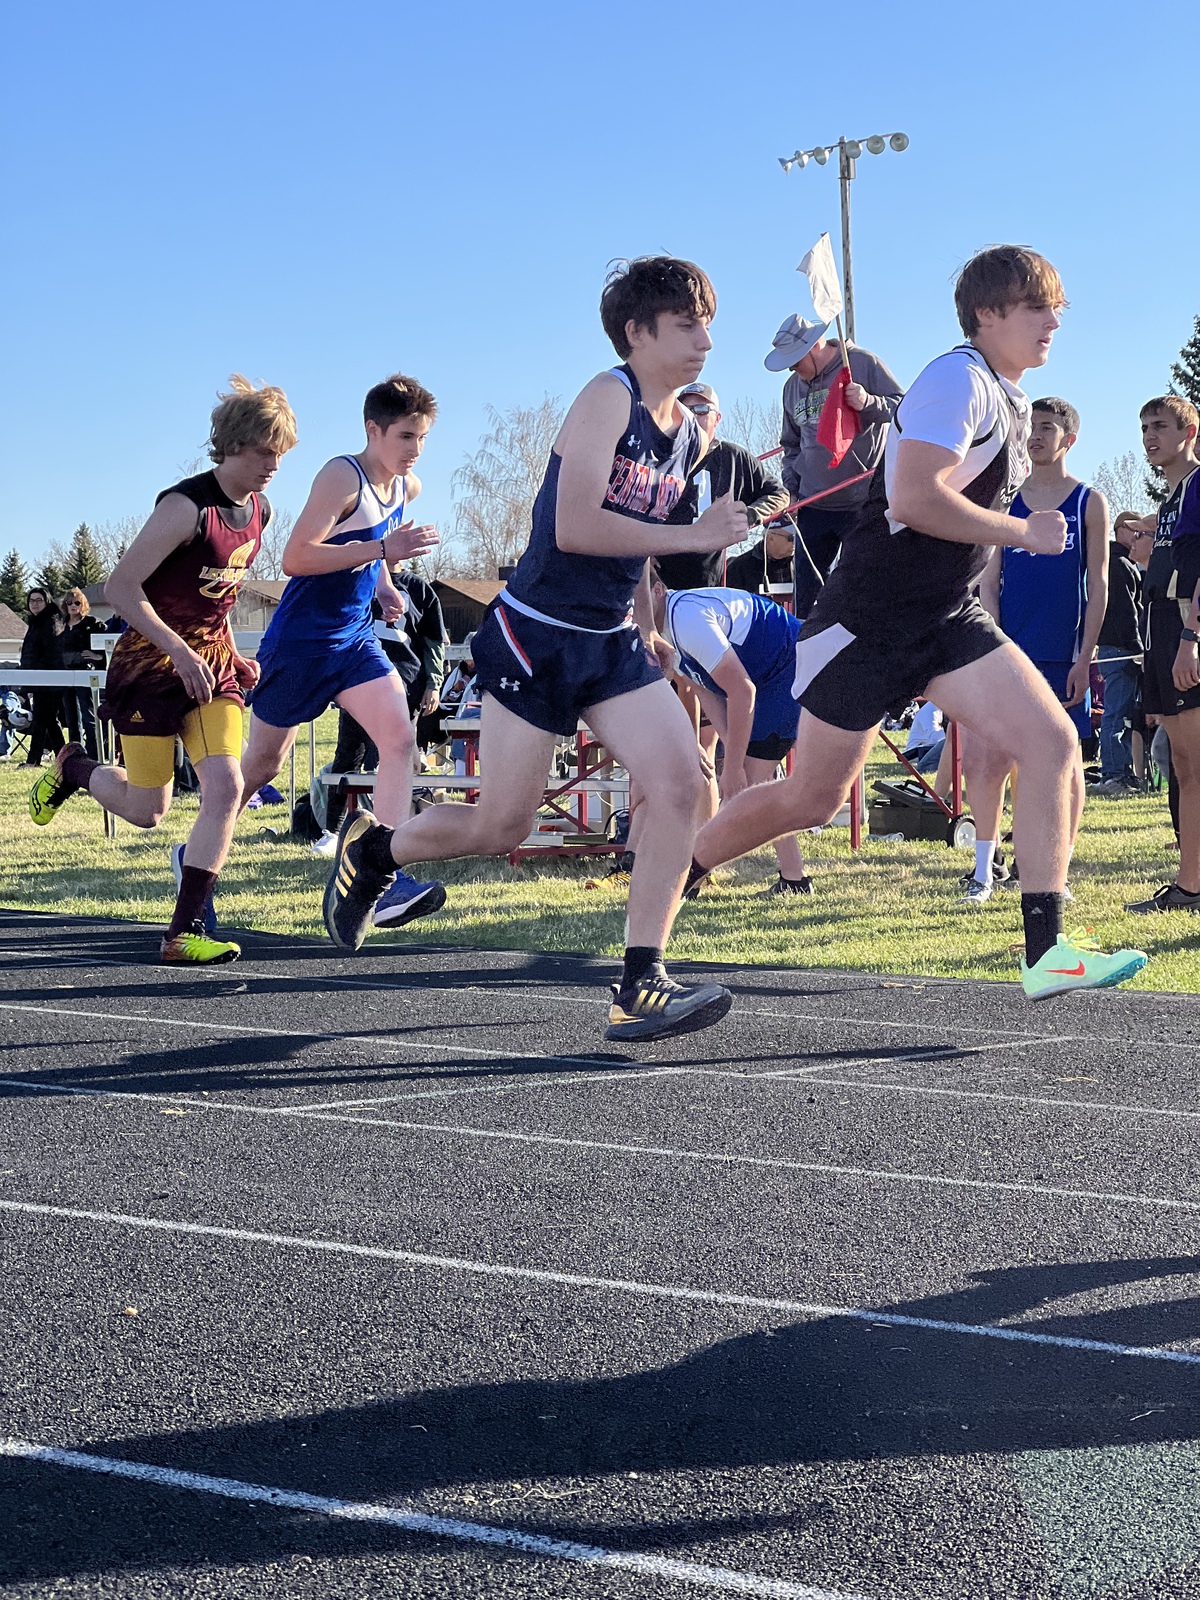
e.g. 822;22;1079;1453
323;811;396;951
1125;882;1200;915
768;873;813;896
605;972;733;1042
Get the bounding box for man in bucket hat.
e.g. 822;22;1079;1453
767;313;904;617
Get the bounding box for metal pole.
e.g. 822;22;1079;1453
838;137;856;343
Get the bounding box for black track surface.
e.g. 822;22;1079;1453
4;906;1200;1599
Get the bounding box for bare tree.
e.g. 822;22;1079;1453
1092;451;1153;517
451;397;564;578
92;515;144;571
723;396;782;462
254;507;294;580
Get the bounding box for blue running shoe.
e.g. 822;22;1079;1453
373;869;447;928
171;842;217;936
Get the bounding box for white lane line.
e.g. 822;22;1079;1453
0;1001;627;1073
293;1065;687;1112
273;1108;1200;1216
7;1075;1200;1217
0;1438;864;1600
763;1075;1200;1125
3;1197;1198;1369
747;1037;1073;1078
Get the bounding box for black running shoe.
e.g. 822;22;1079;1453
768;873;814;896
605;973;733;1042
323;811;396;951
1125;882;1200;914
681;863;710;902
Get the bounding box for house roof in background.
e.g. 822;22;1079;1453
0;602;27;639
433;578;504;606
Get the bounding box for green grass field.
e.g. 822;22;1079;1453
2;711;1194;992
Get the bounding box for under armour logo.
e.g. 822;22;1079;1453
627;434;637;448
499;677;520;692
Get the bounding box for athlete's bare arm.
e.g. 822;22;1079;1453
890;440;1068;555
105;495;217;704
1065;488;1110;705
705;648;756;801
555;375;748;558
282;459;438;577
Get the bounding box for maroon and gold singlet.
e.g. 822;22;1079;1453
102;471;270;738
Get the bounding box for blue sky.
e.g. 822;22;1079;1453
2;0;1196;569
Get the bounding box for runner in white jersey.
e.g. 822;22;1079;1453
239;374;447;929
683;247;1147;1000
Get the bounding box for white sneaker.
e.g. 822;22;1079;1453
310;830;338;858
958;875;993;908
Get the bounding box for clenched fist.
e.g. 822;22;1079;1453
693;488;749;551
1021;509;1068;556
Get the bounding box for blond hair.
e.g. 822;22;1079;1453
209;374;297;464
60;586;90;617
1139;395;1200;435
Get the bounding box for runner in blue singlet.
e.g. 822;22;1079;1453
323;257;753;1042
240;374;447;930
957;397;1109;908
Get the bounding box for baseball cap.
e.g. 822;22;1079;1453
679;382;719;411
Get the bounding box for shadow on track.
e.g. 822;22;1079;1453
5;1257;1200;1584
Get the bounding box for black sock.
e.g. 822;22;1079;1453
361;823;398;875
684;858;709;894
167;866;218;939
1022;892;1064;966
60;749;99;798
622;946;664;992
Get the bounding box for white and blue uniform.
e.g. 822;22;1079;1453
1000;482;1092;737
665;587;803;756
251;458;407;728
472;365;702;734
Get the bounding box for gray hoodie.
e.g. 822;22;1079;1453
780;343;904;509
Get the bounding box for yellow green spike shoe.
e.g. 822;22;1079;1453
1021;929;1147;1001
161;922;241;966
29;742;84;825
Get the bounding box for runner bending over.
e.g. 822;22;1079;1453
323;256;749;1041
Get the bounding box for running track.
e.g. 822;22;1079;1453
3;906;1200;1598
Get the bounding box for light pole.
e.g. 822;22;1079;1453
778;133;909;343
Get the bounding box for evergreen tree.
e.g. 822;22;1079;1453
64;521;106;588
0;548;30;614
1170;313;1200;409
36;560;69;599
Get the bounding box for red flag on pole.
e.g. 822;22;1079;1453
816;366;860;467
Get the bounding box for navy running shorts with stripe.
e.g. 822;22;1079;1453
472;599;663;736
249;636;396;729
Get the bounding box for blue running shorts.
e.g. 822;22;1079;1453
249;637;395;729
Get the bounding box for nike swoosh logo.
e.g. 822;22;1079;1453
1046;962;1086;976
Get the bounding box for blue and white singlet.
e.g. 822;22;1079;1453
502;364;702;632
262;457;407;655
1000;482;1091;663
664;587;800;696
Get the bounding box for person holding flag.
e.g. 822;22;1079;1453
767;233;904;618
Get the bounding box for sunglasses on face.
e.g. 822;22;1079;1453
686;403;716;416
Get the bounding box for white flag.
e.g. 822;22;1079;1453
797;232;843;324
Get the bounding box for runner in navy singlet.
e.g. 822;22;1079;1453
323;257;751;1041
956;396;1109;907
239;374;447;931
685;247;1147;999
28;377;297;965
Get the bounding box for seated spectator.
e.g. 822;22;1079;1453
1091;511;1152;795
904;699;946;775
725;525;797;600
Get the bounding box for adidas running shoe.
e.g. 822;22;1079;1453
323;811;395;951
373;870;447;928
605;972;733;1042
1020;930;1147;1001
160;921;241;965
29;742;83;825
170;842;217;936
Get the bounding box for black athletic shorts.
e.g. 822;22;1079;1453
1143;598;1200;717
472;598;663;736
793;594;1007;733
745;730;795;761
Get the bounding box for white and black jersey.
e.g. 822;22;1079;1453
820;344;1029;635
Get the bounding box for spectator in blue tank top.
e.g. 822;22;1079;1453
957;396;1109;906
